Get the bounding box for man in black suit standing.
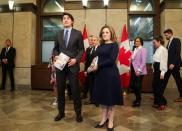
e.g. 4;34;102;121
163;29;182;102
0;39;16;92
83;35;100;106
53;12;84;122
82;35;94;100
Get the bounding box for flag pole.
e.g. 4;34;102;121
83;6;87;26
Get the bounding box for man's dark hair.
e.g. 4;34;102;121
164;29;173;34
62;12;74;22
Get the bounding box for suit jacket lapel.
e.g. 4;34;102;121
60;30;66;48
168;39;174;50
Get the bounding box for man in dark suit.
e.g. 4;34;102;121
82;35;94;100
163;29;182;102
53;12;84;122
0;39;16;92
83;35;100;106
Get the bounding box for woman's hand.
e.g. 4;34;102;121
169;64;174;70
92;65;98;71
135;71;140;76
84;71;87;76
160;75;164;79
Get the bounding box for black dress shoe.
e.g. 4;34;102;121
152;104;159;108
10;88;15;92
76;114;83;122
83;101;92;105
0;88;5;90
95;119;109;128
107;127;114;131
132;100;137;104
95;103;99;107
132;101;140;107
81;95;87;99
54;114;65;121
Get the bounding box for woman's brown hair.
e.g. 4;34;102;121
99;25;117;44
153;35;164;45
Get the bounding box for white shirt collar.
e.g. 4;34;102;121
64;27;72;32
170;36;173;42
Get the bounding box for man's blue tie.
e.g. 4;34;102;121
64;30;69;47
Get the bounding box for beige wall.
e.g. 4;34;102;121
14;12;36;85
0;0;36;5
161;9;182;54
160;9;182;88
66;9;127;40
0;13;13;49
0;12;36;86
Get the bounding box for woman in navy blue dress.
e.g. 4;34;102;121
92;25;123;131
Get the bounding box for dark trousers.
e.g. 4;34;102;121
66;83;72;99
163;67;182;97
152;62;167;106
130;65;144;102
1;66;15;89
83;72;95;102
56;66;82;116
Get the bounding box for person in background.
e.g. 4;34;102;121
82;35;94;100
84;35;100;106
163;29;182;102
0;39;16;92
92;36;100;50
130;37;147;107
152;36;168;110
48;53;57;106
92;25;123;131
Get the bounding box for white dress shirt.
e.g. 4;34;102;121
153;45;168;76
167;36;173;49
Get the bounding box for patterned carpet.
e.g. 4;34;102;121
0;86;182;131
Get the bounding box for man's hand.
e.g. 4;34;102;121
2;59;8;64
160;75;164;80
68;58;77;67
84;71;87;76
169;64;174;70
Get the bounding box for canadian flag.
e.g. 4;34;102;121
117;24;132;89
79;24;89;86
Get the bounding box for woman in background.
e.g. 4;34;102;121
48;53;57;106
92;25;123;131
130;37;147;107
152;35;168;110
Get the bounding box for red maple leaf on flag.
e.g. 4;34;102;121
118;46;132;67
118;24;132;88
